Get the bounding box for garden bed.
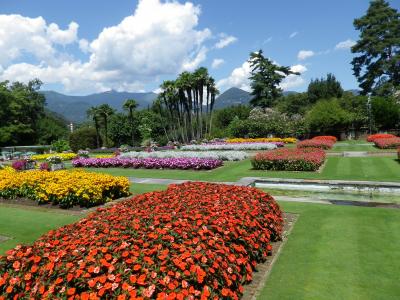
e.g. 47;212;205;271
181;143;278;151
0;182;283;299
252;148;326;171
72;157;223;170
0;168;130;208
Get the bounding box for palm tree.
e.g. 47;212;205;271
87;106;101;148
123;99;138;146
97;104;115;147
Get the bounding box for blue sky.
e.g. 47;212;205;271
0;0;399;95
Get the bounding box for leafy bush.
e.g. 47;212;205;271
374;137;400;149
51;139;70;152
252;148;326;171
69;127;99;152
0;182;283;299
297;139;335;150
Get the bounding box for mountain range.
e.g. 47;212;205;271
42;90;157;123
42;87;359;123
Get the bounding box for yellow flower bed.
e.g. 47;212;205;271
31;153;77;161
93;154;115;158
0;168;130;208
226;137;297;144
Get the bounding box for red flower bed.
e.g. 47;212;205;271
312;136;337;143
251;147;326;171
0;182;283;300
297;139;334;150
367;133;396;142
374;137;400;149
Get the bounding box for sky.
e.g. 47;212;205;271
0;0;399;95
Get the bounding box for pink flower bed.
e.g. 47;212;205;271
297;139;334;150
374;137;400;149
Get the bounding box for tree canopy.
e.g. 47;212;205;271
351;0;400;95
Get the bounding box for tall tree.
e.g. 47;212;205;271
249;50;299;108
307;73;344;103
351;0;400;95
97;104;115;147
123;99;138;146
87;106;101;148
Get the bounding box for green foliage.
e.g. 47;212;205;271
108;113;137;146
0;79;45;146
51;139;70;152
305;99;351;134
275;92;310;116
96;104;116;147
249;50;299;108
36;110;69;145
69;127;100;152
228;108;306;138
351;0;400;95
213;105;251;130
307;73;344;103
371;96;400;129
338;93;368;131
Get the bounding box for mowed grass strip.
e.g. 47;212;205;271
80;156;400;182
259;201;400;300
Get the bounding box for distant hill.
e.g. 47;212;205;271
214;87;298;108
42;90;158;123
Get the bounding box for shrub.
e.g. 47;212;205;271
374;137;400;149
69;127;99;152
0;168;130;208
297;139;334;150
367;133;396;142
252;148;326;171
312;135;337;143
0;182;283;299
51;139;70;152
72;157;223;170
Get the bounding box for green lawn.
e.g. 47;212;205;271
83;156;400;182
330;140;395;152
0;205;79;254
260;201;400;300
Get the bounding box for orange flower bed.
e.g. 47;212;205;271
0;182;283;299
312;136;337;143
367;133;396;142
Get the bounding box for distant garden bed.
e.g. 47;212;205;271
251;148;326;171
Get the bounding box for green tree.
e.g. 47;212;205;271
307;73;344;103
86;106;101;148
305;99;351;135
36;110;69;144
249;50;299;108
371;96;400;130
69;127;99;152
275;92;310;116
123;99;138;146
0;79;45;146
351;0;400;95
97;104;115;147
108;113;135;147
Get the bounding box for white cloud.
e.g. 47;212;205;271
290;64;307;74
217;61;251;92
289;31;298;38
215;34;237;49
218;62;307;92
263;37;272;44
79;39;90;53
335;39;356;50
297;50;315;60
211;58;224;69
47;21;79;45
0;0;213;93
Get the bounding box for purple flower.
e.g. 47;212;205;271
72;157;223;170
